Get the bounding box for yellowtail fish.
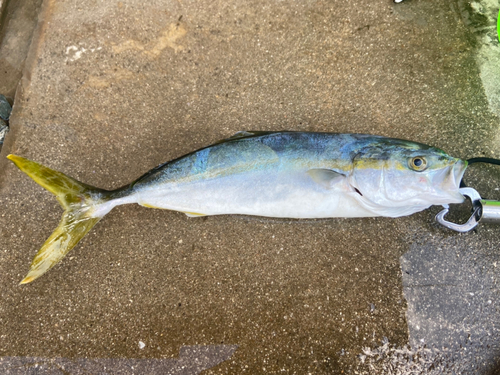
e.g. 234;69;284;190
8;131;467;284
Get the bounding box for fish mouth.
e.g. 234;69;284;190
440;158;467;203
452;158;467;190
420;158;467;205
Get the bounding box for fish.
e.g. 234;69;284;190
7;131;467;284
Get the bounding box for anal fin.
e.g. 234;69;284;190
139;202;207;217
183;211;207;217
139;202;164;209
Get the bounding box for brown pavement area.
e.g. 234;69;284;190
0;0;499;373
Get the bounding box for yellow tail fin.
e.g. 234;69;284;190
7;155;107;284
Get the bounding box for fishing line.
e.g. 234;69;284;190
467;157;500;166
460;157;500;188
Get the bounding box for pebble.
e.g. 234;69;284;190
0;95;11;121
0;119;7;145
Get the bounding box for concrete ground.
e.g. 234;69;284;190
0;0;499;374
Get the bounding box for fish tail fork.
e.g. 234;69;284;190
7;154;108;284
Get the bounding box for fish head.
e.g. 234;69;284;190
349;140;467;217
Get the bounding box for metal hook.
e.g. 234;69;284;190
435;187;482;232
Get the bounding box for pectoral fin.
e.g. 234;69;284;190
307;169;346;189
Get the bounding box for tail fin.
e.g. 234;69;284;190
7;155;108;284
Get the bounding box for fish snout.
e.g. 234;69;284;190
437;159;467;204
453;158;467;186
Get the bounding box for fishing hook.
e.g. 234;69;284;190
436;187;500;232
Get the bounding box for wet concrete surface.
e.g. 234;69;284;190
0;0;43;100
401;230;500;374
1;346;238;374
0;0;499;373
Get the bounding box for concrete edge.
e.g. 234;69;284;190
0;0;54;180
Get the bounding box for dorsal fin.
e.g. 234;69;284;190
214;131;275;144
227;131;257;139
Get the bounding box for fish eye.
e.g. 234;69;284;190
409;156;427;171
